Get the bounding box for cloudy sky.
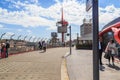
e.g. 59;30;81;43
0;0;120;41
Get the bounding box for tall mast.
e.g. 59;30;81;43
61;7;64;43
61;7;64;22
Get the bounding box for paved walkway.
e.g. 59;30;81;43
0;47;69;80
66;48;120;80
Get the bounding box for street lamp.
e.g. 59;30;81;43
67;26;72;55
69;26;72;55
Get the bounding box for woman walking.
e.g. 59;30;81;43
1;43;6;58
105;39;117;66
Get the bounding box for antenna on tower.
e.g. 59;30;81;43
61;7;64;22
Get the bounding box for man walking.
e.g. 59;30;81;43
99;37;104;65
42;41;47;52
5;40;10;58
39;41;42;50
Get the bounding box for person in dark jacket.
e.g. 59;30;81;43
99;37;104;65
39;41;42;50
1;43;6;58
5;40;10;58
42;41;47;52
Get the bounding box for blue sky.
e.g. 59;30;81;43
0;0;120;41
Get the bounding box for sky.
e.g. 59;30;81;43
0;0;120;42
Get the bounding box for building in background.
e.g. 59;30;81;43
76;18;92;49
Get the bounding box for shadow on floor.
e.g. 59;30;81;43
106;64;120;70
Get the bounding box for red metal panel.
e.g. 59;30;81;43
99;22;120;36
99;22;120;44
112;27;120;44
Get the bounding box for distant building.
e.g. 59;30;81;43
76;18;92;49
80;18;92;37
79;18;92;46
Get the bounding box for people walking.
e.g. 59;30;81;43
105;39;117;66
5;40;10;58
39;41;42;50
1;43;6;58
99;37;104;65
42;41;47;52
0;43;1;58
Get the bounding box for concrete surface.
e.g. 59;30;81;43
66;48;120;80
0;47;69;80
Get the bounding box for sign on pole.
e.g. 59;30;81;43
57;27;67;33
86;0;92;11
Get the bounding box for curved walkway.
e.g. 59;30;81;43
0;47;69;80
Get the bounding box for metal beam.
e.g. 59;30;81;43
92;0;99;80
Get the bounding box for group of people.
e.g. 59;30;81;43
38;41;47;52
99;37;117;67
0;40;10;58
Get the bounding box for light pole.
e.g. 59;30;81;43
69;26;72;55
67;26;72;55
92;0;99;80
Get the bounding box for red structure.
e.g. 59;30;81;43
56;8;68;42
99;22;120;44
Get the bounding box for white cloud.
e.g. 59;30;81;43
18;29;23;32
3;32;15;38
0;0;86;30
99;5;120;30
0;24;12;30
26;30;32;35
31;0;38;4
6;32;14;36
27;30;32;33
54;0;60;3
0;0;120;32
